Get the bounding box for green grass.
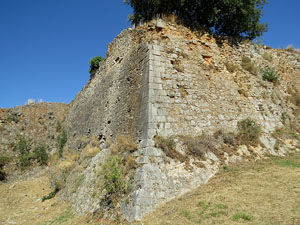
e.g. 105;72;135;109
272;154;300;168
41;211;74;225
232;212;252;221
179;209;194;221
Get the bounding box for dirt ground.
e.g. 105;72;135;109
1;154;300;225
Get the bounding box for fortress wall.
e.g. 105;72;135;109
65;29;146;149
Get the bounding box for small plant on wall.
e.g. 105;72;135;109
89;56;105;74
261;66;279;83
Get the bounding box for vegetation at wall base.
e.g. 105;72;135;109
124;0;268;41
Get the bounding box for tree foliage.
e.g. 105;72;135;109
89;56;105;73
124;0;268;40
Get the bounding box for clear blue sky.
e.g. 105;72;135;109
0;0;299;108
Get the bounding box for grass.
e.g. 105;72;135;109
272;153;300;168
183;134;217;158
1;153;300;224
154;135;187;162
41;210;74;225
241;56;258;75
141;153;300;225
232;212;252;221
225;62;239;73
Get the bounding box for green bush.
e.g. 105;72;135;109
101;154;128;198
124;0;268;41
16;137;32;170
57;131;67;158
42;184;60;202
262;66;279;83
15;137;49;169
89;56;105;73
0;155;10;168
33;144;49;165
0;155;10;181
237;118;262;145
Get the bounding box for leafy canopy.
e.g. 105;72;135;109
89;56;105;73
124;0;268;40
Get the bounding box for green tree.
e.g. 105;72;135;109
89;56;105;73
124;0;268;41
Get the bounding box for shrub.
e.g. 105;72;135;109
237;118;262;146
16;137;32;170
57;131;67;158
261;66;279;83
42;183;60;202
0;155;10;181
101;154;128;198
0;155;10;168
225;62;239;73
33;144;49;165
89;56;105;73
5;113;19;123
154;135;187;162
241;56;257;75
213;130;236;146
183;134;217;158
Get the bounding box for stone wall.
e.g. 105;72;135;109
122;20;300;220
51;19;300;221
64;29;145;150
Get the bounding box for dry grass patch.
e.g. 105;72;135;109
241;56;258;75
154;135;187;162
82;146;100;159
111;135;138;153
225;62;239;73
141;153;300;225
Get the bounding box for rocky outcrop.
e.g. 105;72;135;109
0;103;69;156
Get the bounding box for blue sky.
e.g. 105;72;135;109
0;0;299;108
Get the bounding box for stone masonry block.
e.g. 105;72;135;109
149;83;163;90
